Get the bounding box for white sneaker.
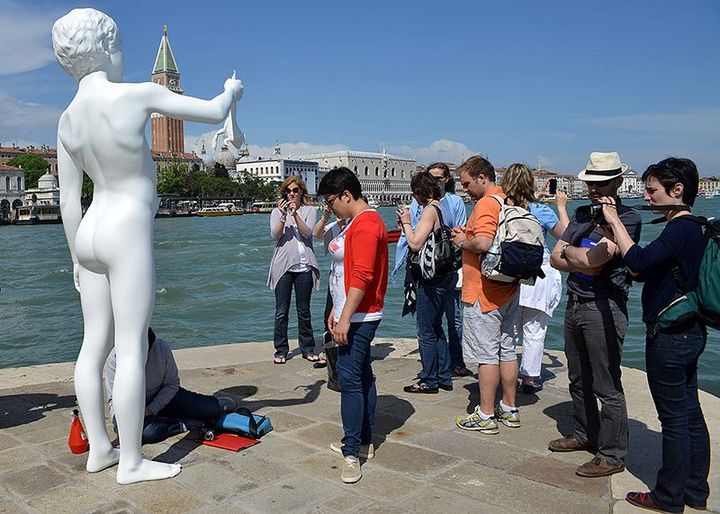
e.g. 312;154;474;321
330;441;375;459
341;455;362;483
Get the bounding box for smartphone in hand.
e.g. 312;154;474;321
549;178;558;195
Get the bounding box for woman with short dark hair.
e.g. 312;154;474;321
398;172;457;393
600;157;709;513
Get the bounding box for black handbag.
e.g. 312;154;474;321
407;205;462;282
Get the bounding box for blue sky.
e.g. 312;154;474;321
1;0;718;174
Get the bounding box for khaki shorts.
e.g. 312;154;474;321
462;293;520;365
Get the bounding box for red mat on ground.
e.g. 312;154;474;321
195;433;260;452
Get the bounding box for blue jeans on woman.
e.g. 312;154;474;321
416;273;456;388
336;320;380;457
273;270;315;358
645;321;710;512
142;387;222;444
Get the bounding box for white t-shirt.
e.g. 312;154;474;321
288;225;310;273
327;222;348;322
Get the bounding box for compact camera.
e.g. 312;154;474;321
589;203;607;226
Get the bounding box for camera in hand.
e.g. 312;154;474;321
281;192;289;202
589;203;607;226
548;178;557;195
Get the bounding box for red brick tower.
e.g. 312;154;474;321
151;25;184;155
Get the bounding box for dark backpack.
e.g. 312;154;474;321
654;216;720;334
407;205;462;282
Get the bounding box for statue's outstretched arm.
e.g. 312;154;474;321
57;133;83;292
140;75;243;125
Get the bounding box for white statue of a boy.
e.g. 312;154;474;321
52;8;243;484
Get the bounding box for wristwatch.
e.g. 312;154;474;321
560;243;570;259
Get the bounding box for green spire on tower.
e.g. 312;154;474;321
152;25;179;74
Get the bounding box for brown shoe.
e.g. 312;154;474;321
576;457;624;478
548;436;593;453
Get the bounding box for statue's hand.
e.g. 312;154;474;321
224;76;244;101
73;263;81;293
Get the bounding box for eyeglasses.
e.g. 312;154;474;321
286;187;301;194
433;175;447;181
325;194;339;206
588;179;613;187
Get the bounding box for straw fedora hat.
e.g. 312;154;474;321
577;152;628;181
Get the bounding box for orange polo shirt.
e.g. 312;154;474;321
461;186;518;312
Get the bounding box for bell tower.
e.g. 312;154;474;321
151;25;185;155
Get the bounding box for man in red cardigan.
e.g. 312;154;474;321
318;167;388;484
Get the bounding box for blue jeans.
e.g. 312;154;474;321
273;270;315;357
646;321;710;512
142;387;221;444
416;273;456;387
444;283;465;369
336;320;380;457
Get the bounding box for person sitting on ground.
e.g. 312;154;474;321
104;328;236;444
500;164;570;394
599;158;710;513
399;171;457;394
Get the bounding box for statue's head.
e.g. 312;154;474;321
52;8;123;82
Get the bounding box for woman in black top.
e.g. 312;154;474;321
601;158;709;513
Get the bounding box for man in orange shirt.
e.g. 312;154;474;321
451;156;521;435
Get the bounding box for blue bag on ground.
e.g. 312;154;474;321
216;407;273;439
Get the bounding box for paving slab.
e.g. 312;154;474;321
0;339;717;513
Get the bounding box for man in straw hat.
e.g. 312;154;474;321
548;152;641;477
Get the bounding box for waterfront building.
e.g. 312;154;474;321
699;177;720;196
151;25;185;156
0;164;25;220
235;156;320;195
24;172;60;206
617;168;643;198
0;144;57;174
295;150;415;204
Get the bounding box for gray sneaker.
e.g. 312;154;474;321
217;396;237;414
341;455;362;483
495;404;521;428
330;441;375;459
455;406;499;434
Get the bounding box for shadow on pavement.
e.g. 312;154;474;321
0;393;76;429
542;400;574;438
214;380;325;410
625;418;661;489
373;394;415;449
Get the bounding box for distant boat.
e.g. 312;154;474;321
250;201;275;214
15;205;62;225
197;203;244;217
700;192;719;199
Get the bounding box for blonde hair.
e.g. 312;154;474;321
52;8;122;81
280;176;308;205
500;163;536;209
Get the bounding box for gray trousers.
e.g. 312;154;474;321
564;296;629;465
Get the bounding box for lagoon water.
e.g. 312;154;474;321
1;199;718;396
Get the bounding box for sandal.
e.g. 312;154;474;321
313;353;327;369
273;355;287;364
302;353;319;362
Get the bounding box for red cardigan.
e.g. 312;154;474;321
344;210;388;317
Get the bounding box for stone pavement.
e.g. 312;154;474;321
0;338;717;513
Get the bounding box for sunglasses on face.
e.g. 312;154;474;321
589;179;613;187
286;187;301;194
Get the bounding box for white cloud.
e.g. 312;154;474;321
0;2;64;76
388;139;479;165
0;92;61;142
536;155;554;168
577;108;720;139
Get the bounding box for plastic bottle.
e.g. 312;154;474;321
68;408;89;454
481;239;501;276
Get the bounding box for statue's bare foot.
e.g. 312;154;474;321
116;459;181;485
86;447;120;473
